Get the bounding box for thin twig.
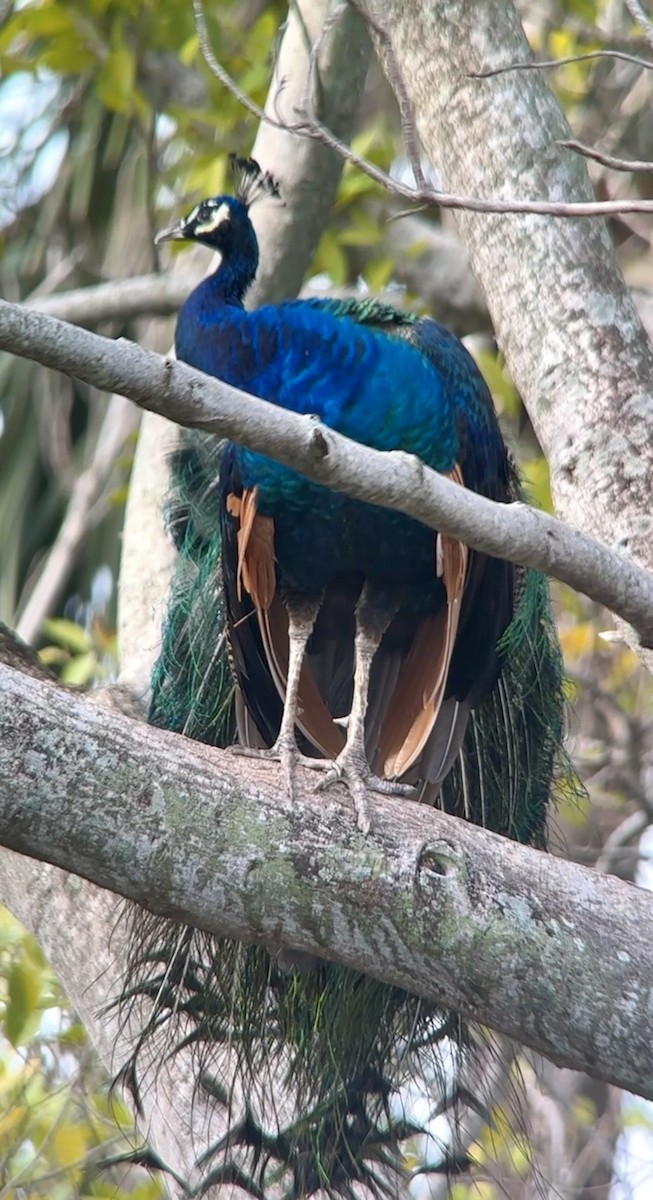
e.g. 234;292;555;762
193;0;260;119
2;299;653;649
560;138;653;173
345;0;427;189
623;0;653;55
192;5;653;219
470;48;653;78
275;113;653;217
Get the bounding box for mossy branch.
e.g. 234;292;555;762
1;658;652;1102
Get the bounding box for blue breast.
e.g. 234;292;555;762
176;281;504;594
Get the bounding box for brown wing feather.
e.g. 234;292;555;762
378;465;469;779
226;488;344;759
226;487;276;609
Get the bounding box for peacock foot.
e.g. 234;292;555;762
312;748;416;835
232;737;317;802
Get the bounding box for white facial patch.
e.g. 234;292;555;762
194;201;231;236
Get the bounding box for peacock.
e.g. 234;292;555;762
120;157;569;1198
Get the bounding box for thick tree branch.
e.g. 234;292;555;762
1;298;653;646
1;660;652;1102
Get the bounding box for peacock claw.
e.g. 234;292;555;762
232;740;316;801
313;750;416;834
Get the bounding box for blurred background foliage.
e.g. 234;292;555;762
0;907;162;1199
2;0;653;1196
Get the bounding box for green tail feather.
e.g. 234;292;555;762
119;430;572;1198
148;435;236;747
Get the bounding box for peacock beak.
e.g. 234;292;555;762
154;219;190;245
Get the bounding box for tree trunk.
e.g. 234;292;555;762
368;0;653;665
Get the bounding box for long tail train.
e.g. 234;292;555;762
116;430;571;1198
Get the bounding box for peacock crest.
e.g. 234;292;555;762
229;153;282;209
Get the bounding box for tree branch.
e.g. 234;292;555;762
195;6;653;219
471;48;653;75
1;298;653;646
559;137;653;174
363;0;653;663
28;273;193;326
1;659;652;1102
15;395;139;645
623;0;653;55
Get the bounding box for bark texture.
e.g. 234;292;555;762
2;660;653;1102
368;0;653;662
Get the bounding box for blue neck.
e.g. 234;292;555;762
208;215;259;305
174;257;254;378
208;252;255;306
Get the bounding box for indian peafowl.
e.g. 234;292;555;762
120;158;570;1197
153;157;516;833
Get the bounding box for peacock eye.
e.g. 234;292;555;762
193;201;232;238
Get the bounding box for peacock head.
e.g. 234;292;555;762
155;157;281;273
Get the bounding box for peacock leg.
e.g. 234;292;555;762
236;594;322;800
314;584;415;833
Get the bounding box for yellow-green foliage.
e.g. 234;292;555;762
0;907;163;1198
38;616;117;685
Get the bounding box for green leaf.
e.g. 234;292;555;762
58;1021;88;1050
12;8;78;38
0;906;24;950
96;45;136;114
61;650;98;686
364;256;394;291
41;38;96;75
5;957;42;1047
520;456;553;514
338;214;383;247
313;229;348;286
41;619;92;654
38;645;70;669
179;34;199;65
52;1120;88;1169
